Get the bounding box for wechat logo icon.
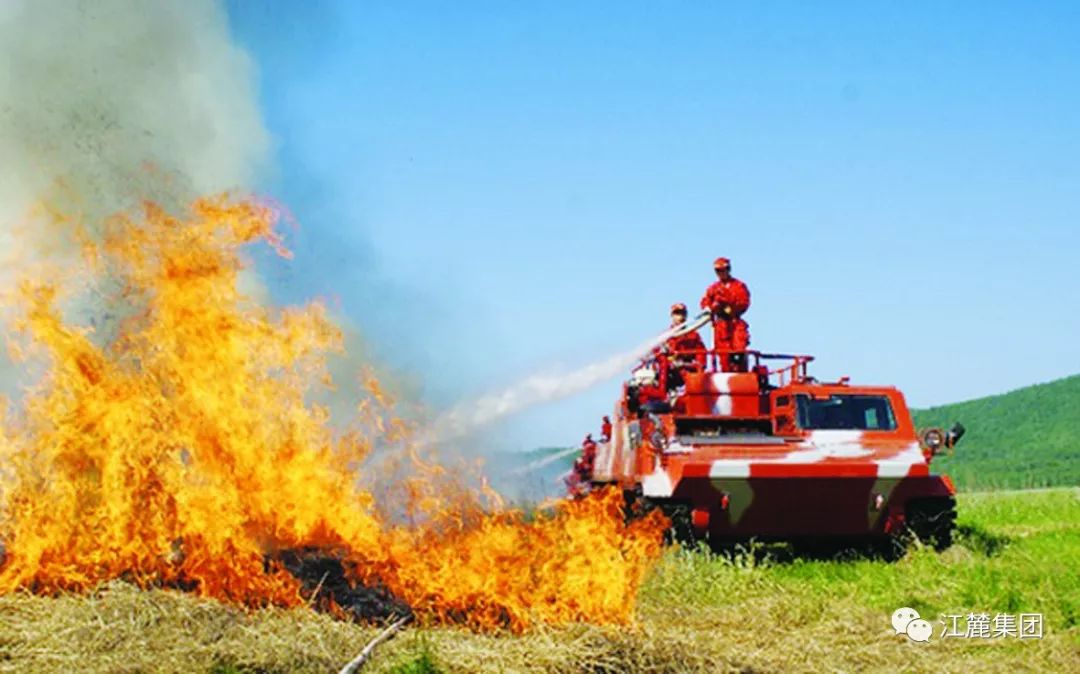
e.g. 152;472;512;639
892;607;932;643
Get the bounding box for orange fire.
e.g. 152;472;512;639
0;196;666;631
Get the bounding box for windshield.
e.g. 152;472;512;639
795;394;897;431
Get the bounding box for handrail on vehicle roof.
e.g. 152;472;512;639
645;348;816;386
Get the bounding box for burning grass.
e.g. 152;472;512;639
0;197;1075;670
1;488;1076;673
0;196;666;633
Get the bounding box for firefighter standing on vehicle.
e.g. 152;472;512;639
700;257;751;372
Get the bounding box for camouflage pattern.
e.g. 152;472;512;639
589;353;959;547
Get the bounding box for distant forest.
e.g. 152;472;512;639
913;374;1080;490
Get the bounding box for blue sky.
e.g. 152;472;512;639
226;2;1080;450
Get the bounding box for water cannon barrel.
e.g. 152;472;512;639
670;310;711;338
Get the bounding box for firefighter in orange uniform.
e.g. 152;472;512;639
700;257;751;372
579;434;597;479
567;433;598;497
665;302;707;374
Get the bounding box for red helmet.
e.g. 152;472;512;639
713;257;731;270
670;302;687;315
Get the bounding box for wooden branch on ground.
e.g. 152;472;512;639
305;571;329;609
337;615;412;674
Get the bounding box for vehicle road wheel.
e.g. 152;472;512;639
657;502;703;549
622;493;705;549
887;497;956;558
906;497;957;551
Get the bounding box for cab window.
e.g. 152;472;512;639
795;394;897;430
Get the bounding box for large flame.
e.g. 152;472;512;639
0;196;665;631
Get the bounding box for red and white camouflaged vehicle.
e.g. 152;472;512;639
590;318;965;554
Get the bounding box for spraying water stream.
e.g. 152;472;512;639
426;312;711;444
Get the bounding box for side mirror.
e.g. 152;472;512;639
946;422;966;448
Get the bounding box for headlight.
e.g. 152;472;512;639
921;428;945;454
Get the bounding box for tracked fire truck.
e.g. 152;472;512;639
584;313;964;553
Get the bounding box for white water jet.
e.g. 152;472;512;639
425;312;711;445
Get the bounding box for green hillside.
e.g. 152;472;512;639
912;374;1080;491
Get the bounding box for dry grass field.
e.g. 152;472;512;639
1;488;1077;673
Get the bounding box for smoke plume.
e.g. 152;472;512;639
0;0;269;388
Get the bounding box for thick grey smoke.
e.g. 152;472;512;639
0;0;267;218
0;0;269;387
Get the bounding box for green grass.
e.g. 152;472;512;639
647;487;1078;670
912;374;1080;490
388;647;440;674
1;488;1077;672
639;488;1080;672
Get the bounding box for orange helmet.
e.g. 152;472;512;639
713;257;731;270
670;302;687;315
